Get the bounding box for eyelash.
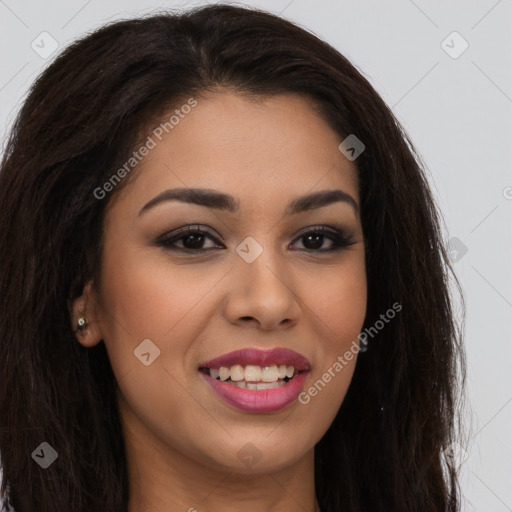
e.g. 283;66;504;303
155;224;356;254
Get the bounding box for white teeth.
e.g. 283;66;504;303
265;381;284;389
207;364;298;383
244;365;262;381
219;367;230;381
261;365;279;382
254;381;287;390
230;364;245;381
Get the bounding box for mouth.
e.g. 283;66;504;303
198;347;310;413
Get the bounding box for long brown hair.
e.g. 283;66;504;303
0;4;467;511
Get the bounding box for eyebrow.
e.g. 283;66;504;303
138;187;359;217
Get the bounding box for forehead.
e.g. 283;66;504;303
110;91;360;216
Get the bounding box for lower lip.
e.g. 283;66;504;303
201;371;309;413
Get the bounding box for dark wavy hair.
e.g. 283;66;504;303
0;4;467;511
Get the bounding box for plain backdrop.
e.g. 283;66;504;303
0;1;511;510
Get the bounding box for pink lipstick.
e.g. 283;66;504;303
199;347;310;413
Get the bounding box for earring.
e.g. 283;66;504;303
77;316;88;331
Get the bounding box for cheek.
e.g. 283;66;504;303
98;246;225;338
95;250;229;450
95;244;228;388
304;257;367;347
296;259;366;428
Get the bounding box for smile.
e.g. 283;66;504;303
199;348;310;413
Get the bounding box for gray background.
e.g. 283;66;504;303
1;0;511;510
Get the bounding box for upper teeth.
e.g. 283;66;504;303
210;364;295;382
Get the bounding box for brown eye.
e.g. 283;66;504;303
155;225;223;252
290;227;355;253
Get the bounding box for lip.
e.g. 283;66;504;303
198;347;310;371
201;371;309;413
199;347;310;413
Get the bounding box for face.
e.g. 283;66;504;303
74;90;367;477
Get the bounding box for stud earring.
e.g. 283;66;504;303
77;317;88;331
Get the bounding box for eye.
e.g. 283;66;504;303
290;226;356;253
155;224;356;254
155;225;222;252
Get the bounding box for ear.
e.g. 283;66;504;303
70;280;103;348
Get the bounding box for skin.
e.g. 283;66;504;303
72;90;367;512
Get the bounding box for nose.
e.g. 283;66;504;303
223;250;302;331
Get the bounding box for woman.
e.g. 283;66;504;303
0;4;466;511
